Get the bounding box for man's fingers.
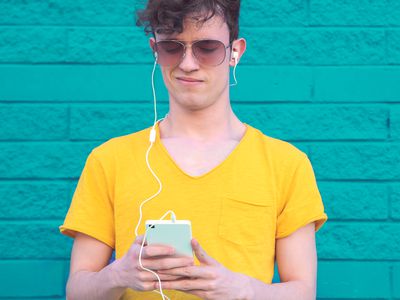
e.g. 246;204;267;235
137;271;187;282
134;235;146;245
159;265;214;279
157;278;209;291
192;238;217;266
141;256;194;271
158;274;187;281
140;245;176;258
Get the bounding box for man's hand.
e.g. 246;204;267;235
110;235;194;292
156;238;252;300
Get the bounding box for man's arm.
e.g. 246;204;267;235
247;222;317;300
66;232;125;300
66;232;195;300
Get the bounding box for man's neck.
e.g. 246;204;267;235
158;105;245;143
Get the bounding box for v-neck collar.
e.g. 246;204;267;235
153;120;251;180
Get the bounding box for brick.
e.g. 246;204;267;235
66;27;151;63
0;65;167;102
0;260;66;297
0;182;70;219
318;182;389;220
388;30;400;65
387;0;400;26
0;0;136;26
0;222;72;259
0;142;99;179
0;105;68;140
394;263;400;299
310;143;400;180
390;184;400;220
314;67;400;102
240;0;307;27
391;106;400;139
0;65;312;102
310;0;388;26
242;28;386;65
237;104;388;141
232;67;312;101
70;104;168;140
317;261;390;298
316;222;400;260
0;27;67;63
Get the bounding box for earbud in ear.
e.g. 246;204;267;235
230;51;239;87
154;52;158;58
232;51;239;66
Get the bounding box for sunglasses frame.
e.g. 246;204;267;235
154;39;232;67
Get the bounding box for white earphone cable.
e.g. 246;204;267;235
133;53;172;300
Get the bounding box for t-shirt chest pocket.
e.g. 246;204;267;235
218;195;274;247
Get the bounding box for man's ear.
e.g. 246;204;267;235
149;37;156;53
229;38;246;67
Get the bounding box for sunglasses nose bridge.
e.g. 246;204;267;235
179;43;200;66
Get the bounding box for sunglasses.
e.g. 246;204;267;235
154;39;232;67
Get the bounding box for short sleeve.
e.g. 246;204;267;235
276;154;327;239
59;150;115;248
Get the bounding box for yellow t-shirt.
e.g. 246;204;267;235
60;122;327;300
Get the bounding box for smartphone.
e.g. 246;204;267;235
145;220;193;257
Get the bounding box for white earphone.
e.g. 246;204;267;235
232;50;238;64
230;50;239;86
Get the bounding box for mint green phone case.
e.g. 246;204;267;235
145;220;193;257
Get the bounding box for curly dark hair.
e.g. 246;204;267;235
136;0;241;43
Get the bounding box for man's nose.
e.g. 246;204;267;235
178;46;200;71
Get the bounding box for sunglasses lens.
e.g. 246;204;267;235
193;40;226;66
155;40;228;66
155;41;184;66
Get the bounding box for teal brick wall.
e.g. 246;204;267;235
0;0;398;299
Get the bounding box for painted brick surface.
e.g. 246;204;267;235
0;0;137;26
391;184;400;220
237;104;388;141
242;28;386;65
319;182;389;220
0;0;399;299
0;260;66;297
67;27;150;63
240;0;307;27
393;106;400;139
317;222;400;260
388;30;400;65
394;263;400;299
317;261;391;298
313;67;400;102
310;0;389;26
0;27;68;63
0;65;159;102
70;104;168;140
0;182;70;219
0;222;72;259
0;105;68;140
0;142;99;179
310;143;400;180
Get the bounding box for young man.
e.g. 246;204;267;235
60;1;327;299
